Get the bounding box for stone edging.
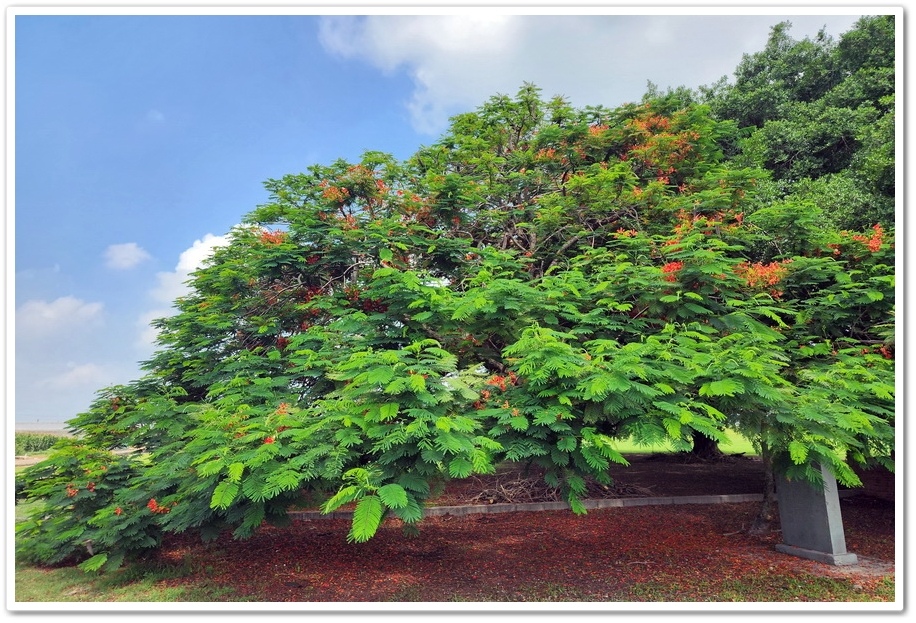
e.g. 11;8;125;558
289;493;767;521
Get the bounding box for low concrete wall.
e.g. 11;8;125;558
852;465;895;501
288;493;765;522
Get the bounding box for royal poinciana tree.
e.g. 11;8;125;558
18;82;894;572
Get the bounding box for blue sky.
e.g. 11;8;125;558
10;8;874;426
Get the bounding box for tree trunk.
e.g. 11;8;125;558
749;442;778;535
689;430;725;461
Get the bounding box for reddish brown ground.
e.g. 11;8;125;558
152;455;895;602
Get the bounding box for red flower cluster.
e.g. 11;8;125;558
486;372;519;392
320;181;350;204
343;286;387;313
630;113;671;133
734;260;791;288
852;224;885;252
147;498;171;514
302;285;323;302
264;436;275;444
534;147;556;160
360;298;388;313
829;224;888;257
661;261;684;282
487;375;508;392
344;286;361;302
258;230;287;245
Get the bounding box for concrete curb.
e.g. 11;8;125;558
289;492;768;522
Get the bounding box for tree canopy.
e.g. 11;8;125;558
701;15;895;231
17;17;895;573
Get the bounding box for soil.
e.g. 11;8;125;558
147;454;895;603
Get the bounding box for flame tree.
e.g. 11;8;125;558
17;83;893;572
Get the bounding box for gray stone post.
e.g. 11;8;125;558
774;463;858;565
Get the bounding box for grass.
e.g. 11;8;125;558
621;574;896;602
13;497;238;602
14;561;893;604
610;429;757;456
445;582;595;602
439;574;895;603
14;561;245;602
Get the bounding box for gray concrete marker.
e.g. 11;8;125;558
775;463;858;565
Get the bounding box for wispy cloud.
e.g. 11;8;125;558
104;242;152;270
17;296;104;337
38;362;110;390
145;108;166;123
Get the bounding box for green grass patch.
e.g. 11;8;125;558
622;573;895;602
13;560;249;603
611;429;757;456
444;572;893;602
446;582;595;602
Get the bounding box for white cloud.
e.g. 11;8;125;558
150;233;231;304
319;15;523;134
146;108;166;123
139;232;232;350
38;362;110;390
319;15;517;68
17;296;104;337
318;14;863;135
104;242;152;270
176;233;231;274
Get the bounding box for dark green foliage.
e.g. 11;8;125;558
701;22;841;128
702;16;895;231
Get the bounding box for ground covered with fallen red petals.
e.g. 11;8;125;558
152;456;896;603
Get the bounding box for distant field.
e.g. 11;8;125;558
14;422;70;434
